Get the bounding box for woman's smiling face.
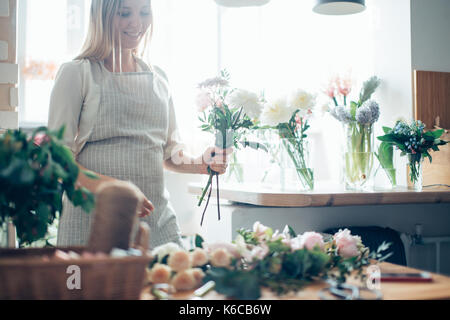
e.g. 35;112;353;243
115;0;152;50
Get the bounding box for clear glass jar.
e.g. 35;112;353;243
407;153;424;191
343;121;375;190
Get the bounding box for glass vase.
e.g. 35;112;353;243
259;129;284;189
0;218;17;248
280;137;314;191
407;153;424;191
343;121;375;190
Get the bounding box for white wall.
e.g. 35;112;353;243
411;0;450;72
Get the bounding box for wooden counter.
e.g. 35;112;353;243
188;183;450;207
141;262;450;300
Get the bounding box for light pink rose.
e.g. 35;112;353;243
168;250;192;272
334;229;360;258
196;90;213;112
190;248;208;267
204;243;240;258
190;268;205;287
300;232;325;251
33;133;50;146
149;263;171;284
210;248;232;267
171;270;197;291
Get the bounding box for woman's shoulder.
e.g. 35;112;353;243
56;59;93;78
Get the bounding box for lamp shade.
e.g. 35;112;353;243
214;0;271;8
313;0;366;15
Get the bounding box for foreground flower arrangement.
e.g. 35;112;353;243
147;222;391;300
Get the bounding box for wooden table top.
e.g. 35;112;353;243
141;262;450;300
188;183;450;207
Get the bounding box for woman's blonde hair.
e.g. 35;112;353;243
75;0;153;68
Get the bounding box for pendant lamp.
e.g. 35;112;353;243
214;0;271;8
313;0;366;15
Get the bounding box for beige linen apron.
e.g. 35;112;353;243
57;60;183;249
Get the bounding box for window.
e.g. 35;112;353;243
18;0;376;183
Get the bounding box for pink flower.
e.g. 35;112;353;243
334;229;360;258
149;263;171;284
196;90;213;112
210;248;232;267
337;77;352;97
300;232;325;251
253;221;271;241
190;248;208;267
171;270;197;291
168;250;192;272
33;133;49;146
190;268;205;287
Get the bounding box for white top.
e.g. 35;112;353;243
48;57;184;161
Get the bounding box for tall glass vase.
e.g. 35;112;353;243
407;153;424;191
281;137;314;191
343;121;375;190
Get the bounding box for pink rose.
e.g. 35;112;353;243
300;232;325;251
196;90;213;112
334;229;360;258
33;133;49;146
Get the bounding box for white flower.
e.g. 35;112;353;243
151;242;182;262
288;89;316;111
334;229;361;258
226;89;263;119
198;76;229;88
260;97;292;126
253;221;272;241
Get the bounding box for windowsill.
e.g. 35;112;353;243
187;182;450;207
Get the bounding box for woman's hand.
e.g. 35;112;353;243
202;146;233;175
138;194;155;218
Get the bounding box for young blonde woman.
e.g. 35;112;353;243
48;0;230;249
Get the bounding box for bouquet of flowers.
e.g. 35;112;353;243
147;222;391;300
0;126;96;246
377;120;448;189
259;89;317;190
326;75;381;189
196;71;266;225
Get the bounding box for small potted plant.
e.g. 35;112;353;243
0;126;96;247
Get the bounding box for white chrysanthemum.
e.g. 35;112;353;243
151;242;182;262
226;89;263;119
260;97;293;126
198;77;229;88
288;89;316;111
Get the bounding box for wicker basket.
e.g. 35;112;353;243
0;246;152;300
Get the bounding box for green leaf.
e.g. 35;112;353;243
195;234;205;248
82;170;99;180
382;126;392;134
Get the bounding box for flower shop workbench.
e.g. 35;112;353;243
188;183;450;207
141;261;450;300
